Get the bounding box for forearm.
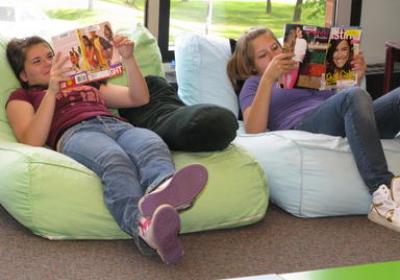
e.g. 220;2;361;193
20;91;56;146
244;77;274;134
123;56;149;105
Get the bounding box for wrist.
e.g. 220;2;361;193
261;74;276;86
46;88;58;97
122;55;135;63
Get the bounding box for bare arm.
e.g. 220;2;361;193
101;35;149;108
6;54;70;146
7;93;56;146
243;53;297;133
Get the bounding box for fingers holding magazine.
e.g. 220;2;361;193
114;35;135;60
351;51;367;84
49;52;72;94
263;53;298;83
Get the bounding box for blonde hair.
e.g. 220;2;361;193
227;27;279;90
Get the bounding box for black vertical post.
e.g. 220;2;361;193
350;0;362;26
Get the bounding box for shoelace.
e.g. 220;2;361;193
139;217;152;236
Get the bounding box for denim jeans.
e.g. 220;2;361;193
295;86;400;193
57;116;175;251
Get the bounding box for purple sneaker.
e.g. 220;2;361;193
138;205;183;264
139;164;208;217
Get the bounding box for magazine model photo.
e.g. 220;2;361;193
324;26;362;89
51;21;124;89
282;24;362;90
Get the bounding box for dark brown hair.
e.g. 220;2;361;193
6;36;53;88
325;38;354;73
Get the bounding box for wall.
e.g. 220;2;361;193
361;0;400;65
357;0;400;97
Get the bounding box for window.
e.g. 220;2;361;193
0;0;146;38
0;6;15;21
146;0;342;62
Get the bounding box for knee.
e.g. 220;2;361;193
343;86;372;109
134;128;170;150
179;104;238;151
99;149;132;173
389;86;400;95
385;87;400;105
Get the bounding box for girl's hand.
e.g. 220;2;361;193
352;51;367;83
263;53;298;82
48;52;71;94
114;35;134;60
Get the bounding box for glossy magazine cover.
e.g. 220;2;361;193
51;21;123;89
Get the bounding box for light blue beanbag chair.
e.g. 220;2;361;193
234;128;400;217
174;32;400;217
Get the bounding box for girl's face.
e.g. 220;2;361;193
296;27;303;38
20;43;53;86
104;26;112;39
333;40;350;68
251;33;282;74
82;36;90;46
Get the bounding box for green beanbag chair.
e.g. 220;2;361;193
0;142;267;239
0;24;268;239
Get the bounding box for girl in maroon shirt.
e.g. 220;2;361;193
6;34;208;264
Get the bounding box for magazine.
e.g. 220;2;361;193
324;26;362;89
51;21;124;89
282;24;362;90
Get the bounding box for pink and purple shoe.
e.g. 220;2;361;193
138;204;182;264
139;164;208;217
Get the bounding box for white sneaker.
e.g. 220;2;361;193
390;176;400;207
368;185;400;232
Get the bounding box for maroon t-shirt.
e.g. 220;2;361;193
6;85;115;149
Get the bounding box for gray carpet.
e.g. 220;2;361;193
1;204;399;280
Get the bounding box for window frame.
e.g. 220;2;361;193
146;0;362;62
145;0;174;62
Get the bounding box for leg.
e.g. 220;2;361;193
59;127;144;237
116;125;176;191
113;120;208;263
295;87;394;193
369;88;400;228
296;88;400;232
119;75;237;151
116;125;208;214
58;118;181;261
118;75;184;130
153;104;238;151
60;117;207;263
373;86;400;138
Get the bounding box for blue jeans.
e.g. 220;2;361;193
295;86;400;193
58;116;175;250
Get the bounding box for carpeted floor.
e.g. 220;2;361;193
1;203;399;280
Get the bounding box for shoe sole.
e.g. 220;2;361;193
368;209;400;233
139;164;208;217
150;205;183;264
391;176;400;205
